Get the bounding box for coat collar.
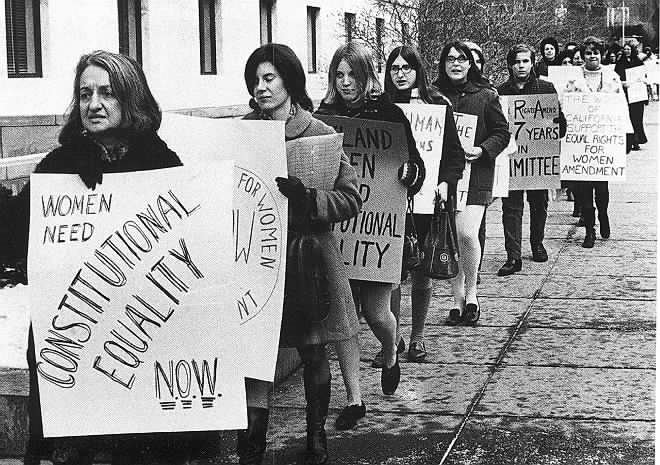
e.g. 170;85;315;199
285;106;314;140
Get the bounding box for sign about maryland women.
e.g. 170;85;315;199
501;94;562;190
397;103;447;214
560;92;626;182
28;164;248;437
315;115;407;283
159;114;287;382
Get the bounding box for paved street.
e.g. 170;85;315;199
0;103;657;464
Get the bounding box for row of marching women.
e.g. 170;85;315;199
0;33;640;465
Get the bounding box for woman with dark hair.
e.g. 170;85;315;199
384;45;464;362
559;50;574;66
2;50;183;465
314;42;423;430
432;41;510;325
240;43;361;465
535;36;560;77
615;41;648;151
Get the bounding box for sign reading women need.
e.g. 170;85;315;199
397;103;447;214
28;164;248;437
501;94;562;190
159;114;287;383
315;115;407;283
560;92;626;182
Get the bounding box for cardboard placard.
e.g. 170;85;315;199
397;103;447;214
452;112;478;210
560;92;626;182
502;94;562;190
28;165;247;437
625;65;649;103
547;66;587;100
158;115;287;382
315;115;407;284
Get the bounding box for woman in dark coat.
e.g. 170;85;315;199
383;45;465;363
535;36;561;77
239;43;361;465
313;41;424;430
432;41;510;325
615;42;649;151
2;51;189;465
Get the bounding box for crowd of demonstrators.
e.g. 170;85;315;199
0;30;655;465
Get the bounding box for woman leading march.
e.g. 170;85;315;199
240;43;361;465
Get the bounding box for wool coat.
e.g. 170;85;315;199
244;106;361;346
435;81;511;205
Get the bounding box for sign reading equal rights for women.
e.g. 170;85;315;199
28;164;248;437
453;112;479;210
560;92;626;182
397;104;447;214
501;94;562;190
159;114;287;382
315;115;407;283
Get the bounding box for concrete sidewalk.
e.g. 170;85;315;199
1;103;656;464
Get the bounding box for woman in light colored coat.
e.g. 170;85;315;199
239;43;361;465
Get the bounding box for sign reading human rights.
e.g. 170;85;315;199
315;115;407;283
397;103;447;214
159;115;287;382
28;164;248;437
452;112;478;210
560;92;626;182
501;94;561;190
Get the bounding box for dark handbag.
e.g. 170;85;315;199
282;230;331;333
402;197;423;274
421;195;460;280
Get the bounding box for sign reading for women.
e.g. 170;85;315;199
501;94;561;190
560;92;626;182
397;103;447;214
159;114;287;382
453;112;478;210
28;164;248;437
315;115;407;283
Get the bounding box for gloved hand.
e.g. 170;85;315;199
275;175;308;204
73;151;104;190
397;161;420;188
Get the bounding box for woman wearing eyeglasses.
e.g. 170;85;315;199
432;41;510;325
383;45;465;362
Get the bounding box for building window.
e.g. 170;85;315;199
306;6;319;73
5;0;42;78
199;0;216;74
344;12;355;42
376;18;384;72
118;0;142;64
260;0;274;45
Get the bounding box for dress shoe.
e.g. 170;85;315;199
446;307;462;326
462;301;480;326
582;228;596;248
497;259;522;276
531;244;548;262
407;340;427;362
381;355;400;395
371;339;405;368
335;402;366;430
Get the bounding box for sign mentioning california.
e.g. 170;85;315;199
28;164;247;437
560;92;626;182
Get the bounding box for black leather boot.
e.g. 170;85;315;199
582;208;596;249
237;407;269;465
301;346;330;465
305;396;329;465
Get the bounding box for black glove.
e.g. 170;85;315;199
275;176;307;202
398;161;420;188
74;151;104;190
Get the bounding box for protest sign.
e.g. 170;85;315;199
492;97;516;198
501;94;562;190
547;66;587;100
159;114;287;382
397;103;447;214
645;59;660;85
315;115;407;283
453;112;478;210
625;65;648;103
560;92;626;182
286;133;343;191
28;164;247;437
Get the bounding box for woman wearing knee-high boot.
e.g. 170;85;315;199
432;41;510;325
568;36;625;248
383;45;464;362
240;43;361;465
314;42;423;430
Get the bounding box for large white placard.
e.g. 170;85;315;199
159;114;287;382
625;65;649;103
501;94;562;190
397;103;447;214
453;112;478;210
547;66;587;100
560;92;626;182
28;164;247;437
